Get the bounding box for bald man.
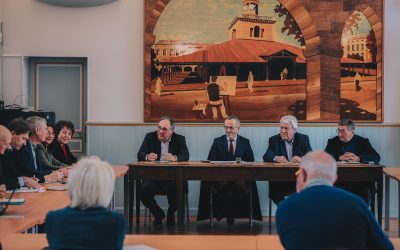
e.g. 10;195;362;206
0;125;12;196
276;151;393;250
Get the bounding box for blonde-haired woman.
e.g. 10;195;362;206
45;156;125;249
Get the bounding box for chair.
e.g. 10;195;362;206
144;182;190;225
209;183;253;227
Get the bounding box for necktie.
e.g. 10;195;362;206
228;139;234;158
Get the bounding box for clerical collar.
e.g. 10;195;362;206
305;178;333;189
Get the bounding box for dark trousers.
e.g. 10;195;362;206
140;180;177;220
269;181;296;205
213;181;249;219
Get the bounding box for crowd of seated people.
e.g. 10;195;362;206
0;114;393;250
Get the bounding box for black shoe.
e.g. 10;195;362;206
152;211;165;227
227;216;234;226
167;215;175;226
153;218;163;227
167;210;175;226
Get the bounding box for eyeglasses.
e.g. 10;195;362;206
224;126;238;130
336;129;349;134
157;126;171;132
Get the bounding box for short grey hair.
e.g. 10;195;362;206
68;156;115;209
338;119;355;130
26;116;47;134
280;115;298;130
225;115;240;127
160;115;175;130
300;151;337;183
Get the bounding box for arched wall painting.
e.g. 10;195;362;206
144;0;383;122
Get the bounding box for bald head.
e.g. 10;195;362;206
296;151;337;192
300;151;337;183
0;125;12;154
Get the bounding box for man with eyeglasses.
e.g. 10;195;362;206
263;115;312;205
325;119;380;205
276;151;393;250
137;116;189;227
197;115;262;226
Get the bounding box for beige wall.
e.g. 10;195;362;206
0;0;399;123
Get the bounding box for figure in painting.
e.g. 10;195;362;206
207;76;227;120
354;72;362;91
247;71;254;94
282;67;288;80
155;77;162;96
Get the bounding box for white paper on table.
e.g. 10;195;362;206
123;245;159;250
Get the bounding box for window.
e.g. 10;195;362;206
250;28;253;37
163;49;166;56
254;26;260;37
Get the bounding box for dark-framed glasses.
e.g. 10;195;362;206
157;126;171;132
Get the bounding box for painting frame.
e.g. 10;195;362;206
143;0;384;123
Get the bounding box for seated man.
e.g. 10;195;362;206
263;115;312;205
137;116;189;226
197;115;262;225
276;151;393;250
325;119;380;205
11;117;62;184
1;119;41;189
0;125;16;189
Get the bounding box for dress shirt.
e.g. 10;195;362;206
226;135;237;155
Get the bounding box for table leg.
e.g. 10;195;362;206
377;174;383;225
124;172;129;231
176;168;183;232
136;180;141;229
384;175;390;231
128;171;134;233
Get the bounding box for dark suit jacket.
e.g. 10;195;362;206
276;185;393;250
263;133;312;162
325;135;381;163
14;141;55;183
49;141;77;165
207;135;254;161
197;135;262;221
137;131;189;161
0;152;19;189
46;206;125;250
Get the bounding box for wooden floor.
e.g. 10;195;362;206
131;216;400;238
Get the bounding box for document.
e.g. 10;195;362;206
7;187;46;193
0;198;25;205
210;161;237;164
123;245;158;250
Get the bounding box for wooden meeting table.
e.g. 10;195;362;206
127;161;384;232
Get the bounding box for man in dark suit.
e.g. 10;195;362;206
14;117;62;184
263;115;312;205
276;151;393;250
137;116;189;226
325;119;380;204
1;118;41;189
197;115;262;225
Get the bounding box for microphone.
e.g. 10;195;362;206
0;187;17;216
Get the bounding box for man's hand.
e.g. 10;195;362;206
290;156;302;163
164;153;177;162
0;184;6;199
147;153;158;161
22;177;41;189
339;152;360;162
45;171;63;183
275;156;289;163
